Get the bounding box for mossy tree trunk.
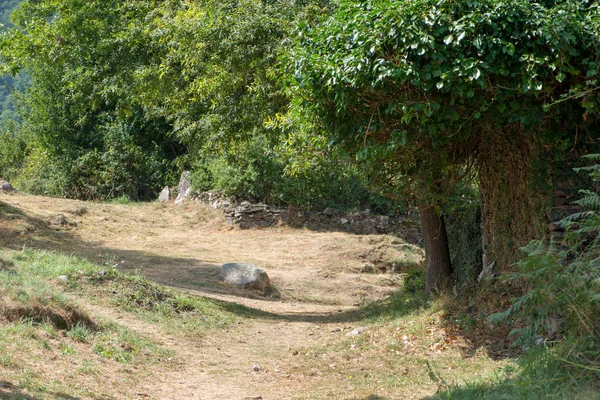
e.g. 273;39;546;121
419;205;453;294
477;130;549;273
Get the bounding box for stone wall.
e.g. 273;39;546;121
192;191;421;244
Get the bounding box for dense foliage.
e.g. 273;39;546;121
288;0;600;279
0;0;391;209
0;0;24;130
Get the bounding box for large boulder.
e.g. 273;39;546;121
219;263;270;291
175;171;192;204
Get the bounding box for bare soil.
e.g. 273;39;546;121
0;192;507;399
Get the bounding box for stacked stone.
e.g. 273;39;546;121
192;190;420;243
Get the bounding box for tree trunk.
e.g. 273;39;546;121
419;205;453;294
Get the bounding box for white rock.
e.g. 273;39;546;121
158;186;170;202
346;327;368;337
175;171;192;204
219;263;270;291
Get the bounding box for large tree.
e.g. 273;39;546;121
289;0;600;292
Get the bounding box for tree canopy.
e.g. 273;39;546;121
289;0;600;286
0;0;333;200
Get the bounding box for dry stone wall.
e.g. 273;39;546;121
192;191;421;243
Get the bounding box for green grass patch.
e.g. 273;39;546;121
361;288;431;322
92;323;172;364
4;248;238;334
428;344;600;399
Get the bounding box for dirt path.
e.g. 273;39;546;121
1;192;453;399
79;293;359;400
1;192;419;309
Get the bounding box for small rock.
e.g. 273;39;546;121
331;327;342;333
252;362;261;372
360;263;374;273
340;218;349;225
57;275;69;283
70;207;88;216
175;171;192;204
0;180;14;192
346;327;368;337
47;213;76;229
158;186;170;202
244;396;263;400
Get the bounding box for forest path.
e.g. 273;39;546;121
0;192;503;400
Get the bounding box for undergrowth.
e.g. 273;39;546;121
433;155;600;399
0;247;238;396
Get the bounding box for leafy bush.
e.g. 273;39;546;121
191;133;400;212
403;267;426;294
12;119;178;200
13;147;69;197
0;125;26;181
192;134;283;202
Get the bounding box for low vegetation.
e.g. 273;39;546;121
0;247;243;397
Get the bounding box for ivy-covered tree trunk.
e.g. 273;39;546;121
419;205;453;294
478;131;548;272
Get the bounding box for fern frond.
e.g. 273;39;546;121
574;165;600;173
574;193;600;211
581;154;600;162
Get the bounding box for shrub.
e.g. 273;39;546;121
404;267;426;294
0;123;26;182
191;133;400;212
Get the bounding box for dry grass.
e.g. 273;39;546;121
0;192;512;399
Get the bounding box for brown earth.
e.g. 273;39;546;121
0;192;507;400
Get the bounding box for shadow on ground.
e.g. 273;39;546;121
0;381;81;400
0;199;260;298
0;198;516;359
421;380;514;400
